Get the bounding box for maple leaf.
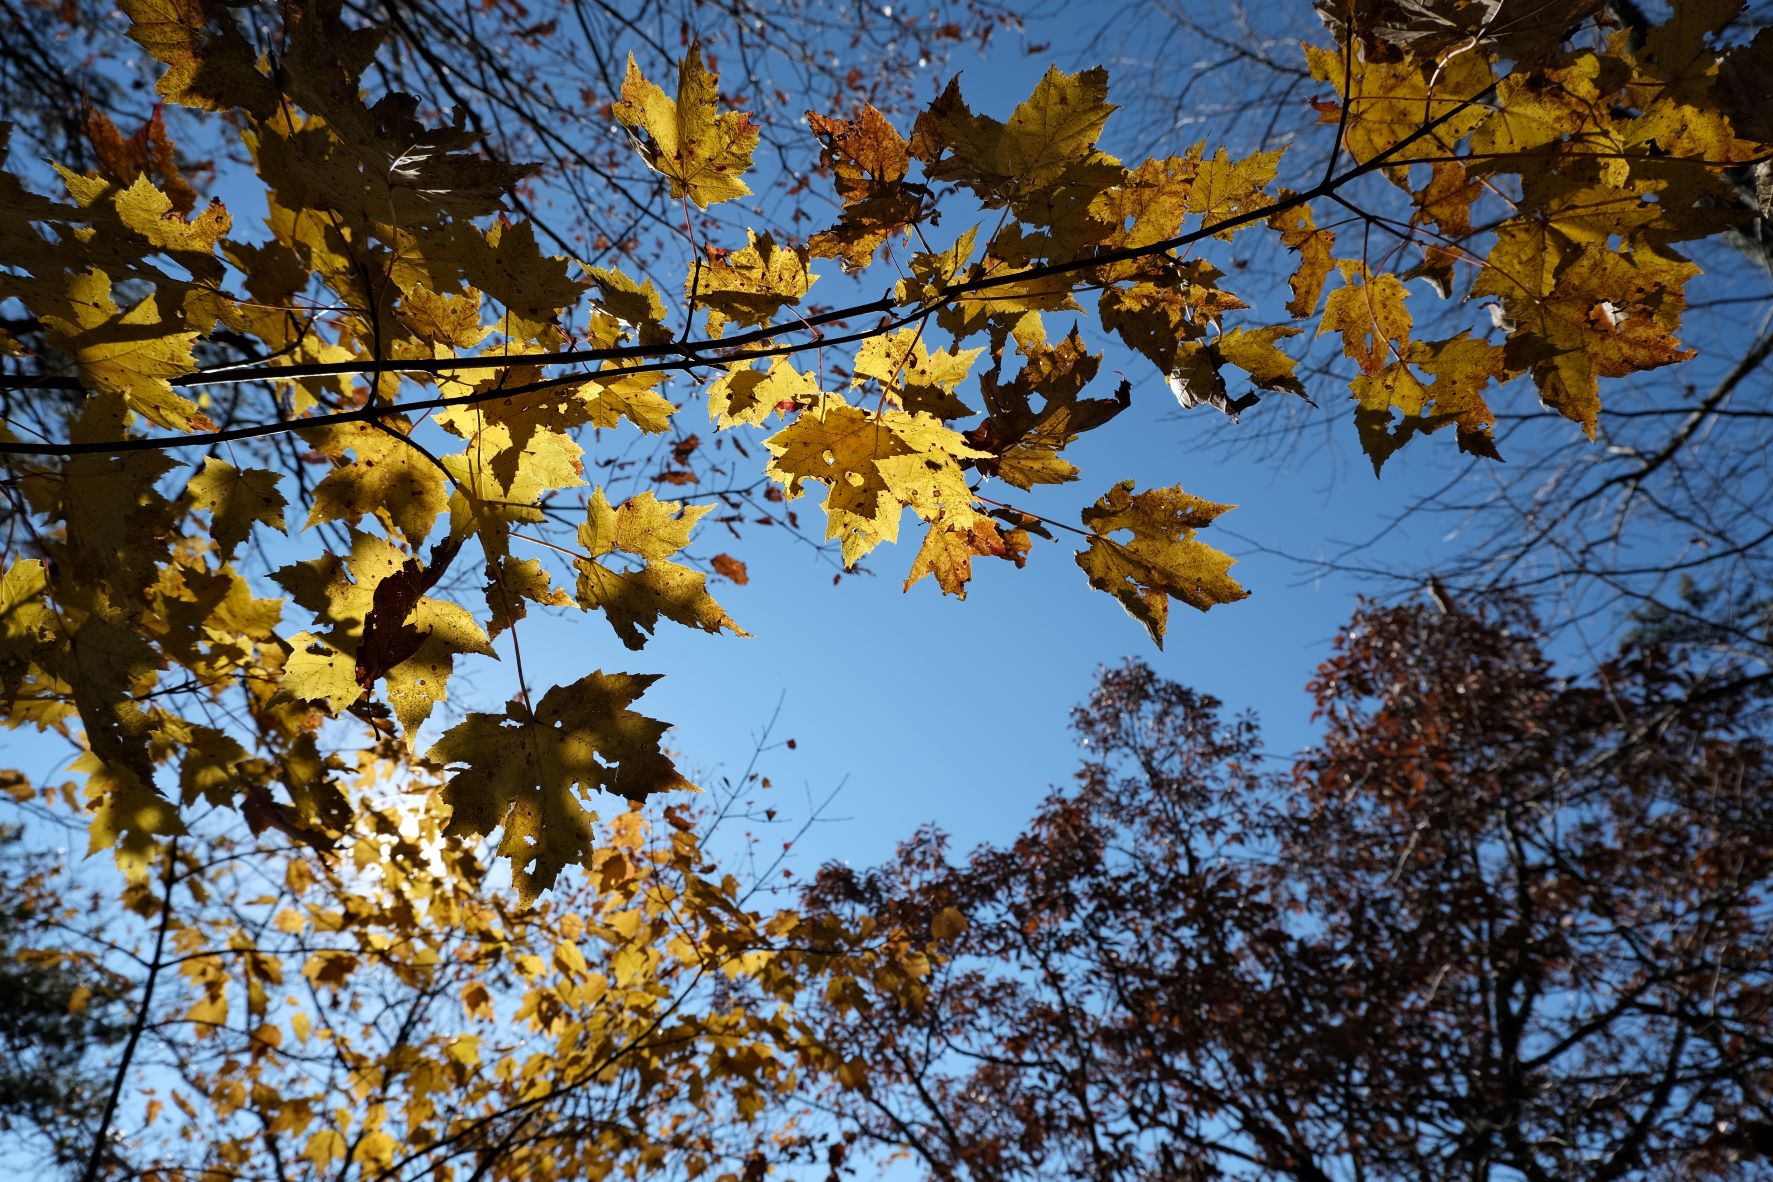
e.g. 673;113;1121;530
710;554;749;585
707;358;817;429
1406;332;1505;462
354;536;493;736
304;420;450;546
0;560;65;723
483;556;571;640
397;285;488;349
1269;201;1336;318
113;175;230;259
1097;264;1246;373
972;320;1127;488
182;458;288;561
691;232;815;337
1304;42;1493;167
573;489;748;650
40;269;210;432
614;42;759;209
442;420;586;555
588;265;671;338
904;518;1030;599
428;672;695;899
1314;0;1604;65
1091;156;1197;253
581;372;678;434
806;104;924;269
1320;265;1412;374
852;328;983;420
459;219;588;329
1166;326;1308;417
81;754;187;875
119;0;279;116
764;402;987;566
1185;145;1284;234
84;104;199;215
1076;481;1247;647
282;632;361;715
1476;230;1698;436
273;532;492;736
912;66;1117;205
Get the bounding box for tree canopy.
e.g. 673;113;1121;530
802;596;1773;1180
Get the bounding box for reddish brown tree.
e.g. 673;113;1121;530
801;598;1773;1181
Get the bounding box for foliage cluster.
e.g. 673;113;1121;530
804;597;1773;1180
1;0;1769;895
1;0;1772;1176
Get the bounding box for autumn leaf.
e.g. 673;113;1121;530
1269;201;1335;318
183;458;287;561
80;753;187;875
1320;265;1412;374
119;0;279;116
460;219;588;328
765;402;987;566
807;103;923;269
912;65;1117;203
428;672;696;899
1076;480;1247;646
614;42;759;208
573;489;747;650
853;329;984;420
304;420;450;546
691;231;814;336
483;555;571;639
40;269;209;432
707;357;817;429
710;554;749;585
904;518;1030;598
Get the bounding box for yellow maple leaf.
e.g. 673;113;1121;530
913;65;1117;201
691;231;814;336
904;518;1030;599
764;402;987;566
428;672;696;900
113;175;231;256
396;285;488;349
119;0;278;116
1304;42;1492;168
41;269;209;431
707;357;817;429
460;219;587;330
1075;480;1247;647
80;753;187;876
273;532;493;735
1184;145;1284;235
443;421;585;555
574;489;747;650
304;420;449;546
852;329;983;420
484;556;571;640
1269;201;1336;318
281;631;361;715
613;42;758;209
1319;265;1412;374
183;458;288;561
